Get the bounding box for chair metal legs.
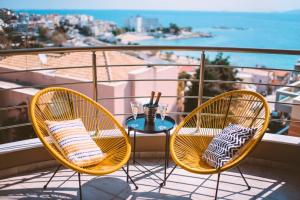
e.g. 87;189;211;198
43;165;138;199
78;173;82;200
43;164;249;200
43;165;83;200
214;167;251;199
237;166;251;190
215;173;221;200
43;165;61;189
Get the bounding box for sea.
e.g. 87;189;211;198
19;9;300;70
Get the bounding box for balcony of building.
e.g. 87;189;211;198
275;81;300;113
0;46;300;199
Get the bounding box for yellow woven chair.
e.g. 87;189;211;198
30;87;136;200
166;90;270;199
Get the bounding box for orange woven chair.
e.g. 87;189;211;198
30;87;137;199
164;90;270;199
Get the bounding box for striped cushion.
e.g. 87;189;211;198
202;124;257;168
45;119;106;167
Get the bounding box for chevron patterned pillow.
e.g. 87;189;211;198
202;124;257;168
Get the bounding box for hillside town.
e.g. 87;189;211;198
0;8;118;48
0;8;212;48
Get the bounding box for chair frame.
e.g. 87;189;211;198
30;87;138;199
164;90;270;199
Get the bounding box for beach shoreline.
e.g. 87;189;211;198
164;31;212;40
117;33;154;44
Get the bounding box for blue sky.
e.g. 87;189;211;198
1;0;300;12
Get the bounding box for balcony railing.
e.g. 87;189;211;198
0;45;300;143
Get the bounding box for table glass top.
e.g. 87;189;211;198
125;114;175;133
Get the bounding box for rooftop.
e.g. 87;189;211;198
0;51;148;81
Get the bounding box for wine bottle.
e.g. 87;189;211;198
154;92;161;105
149;91;155;105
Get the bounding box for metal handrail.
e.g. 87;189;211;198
204;80;300;88
0;94;299;113
2;78;299;92
0;65;93;75
1;45;300;55
0;123;32;131
0;80;93;91
0;63;299;76
206;64;300;73
1;115;298;132
0;45;300;134
0;104;28;111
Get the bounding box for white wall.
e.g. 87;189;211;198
129;66;179;120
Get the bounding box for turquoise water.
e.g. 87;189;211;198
20;9;300;69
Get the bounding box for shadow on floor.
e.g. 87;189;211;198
0;162;299;200
0;188;77;199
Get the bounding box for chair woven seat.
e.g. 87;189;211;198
30;87;131;175
168;90;270;199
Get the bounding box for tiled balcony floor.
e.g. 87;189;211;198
0;159;299;200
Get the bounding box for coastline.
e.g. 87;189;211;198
164;31;212;40
117;33;154;44
117;31;212;44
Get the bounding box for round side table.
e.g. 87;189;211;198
125;114;175;186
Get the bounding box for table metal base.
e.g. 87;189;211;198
126;128;170;187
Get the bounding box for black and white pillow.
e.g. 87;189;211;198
202;124;257;168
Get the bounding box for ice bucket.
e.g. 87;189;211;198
143;103;158;124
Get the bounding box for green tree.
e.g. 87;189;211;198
78;25;92;36
165;51;174;61
159;23;181;34
177;71;192;121
38;26;49;41
0;30;11;49
169;23;180;35
112;27;127;36
184;53;240;112
51;25;68;46
267;111;289;134
184;26;193;32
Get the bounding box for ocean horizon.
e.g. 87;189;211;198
18;9;300;69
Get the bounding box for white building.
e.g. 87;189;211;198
125;16;160;33
78;15;93;27
18;12;29;23
90;20;116;36
9;22;28;33
98;32;117;43
64;15;80;26
0;19;6;31
143;17;160;32
237;68;273;94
